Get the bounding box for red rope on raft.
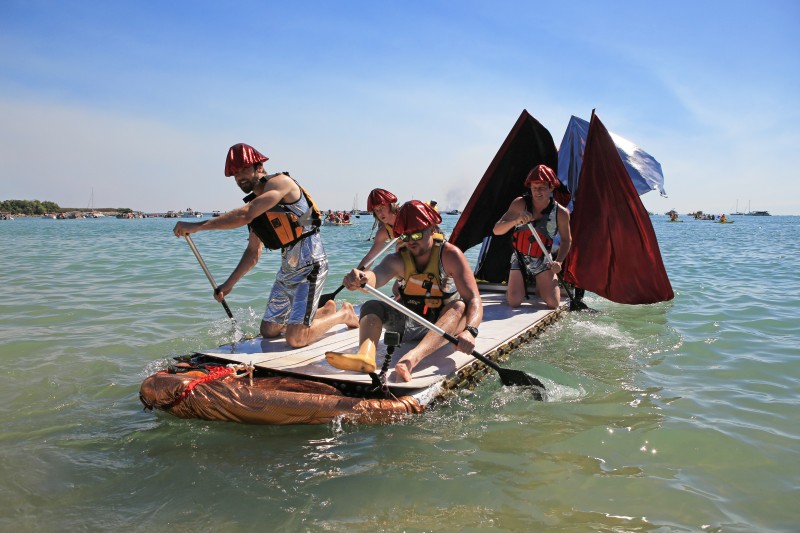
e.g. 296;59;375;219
167;365;234;409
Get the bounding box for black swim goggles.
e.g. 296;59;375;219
398;230;425;242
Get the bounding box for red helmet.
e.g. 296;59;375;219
394;200;442;235
524;164;560;188
366;188;398;211
224;143;268;177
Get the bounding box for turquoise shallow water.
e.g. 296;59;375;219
1;214;798;532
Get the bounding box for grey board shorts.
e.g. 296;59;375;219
510;253;551;278
359;299;432;344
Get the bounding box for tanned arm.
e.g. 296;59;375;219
493;197;533;235
215;231;263;301
358;225;391;269
343;253;404;292
442;243;483;353
553;205;571;264
172;175;295;236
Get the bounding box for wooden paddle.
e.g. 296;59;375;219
184;235;238;325
361;284;547;398
526;223;590;312
318;237;398;307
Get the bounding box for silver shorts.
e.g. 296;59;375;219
263;236;328;326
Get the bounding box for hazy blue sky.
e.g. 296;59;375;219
2;1;798;214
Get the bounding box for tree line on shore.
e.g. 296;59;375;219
0;199;61;215
0;199;130;215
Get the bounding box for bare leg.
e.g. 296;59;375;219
314;299;338;317
284;302;360;348
535;270;560;309
357;313;384;347
261;322;286;338
261;301;340;339
395;300;466;382
506;269;526;307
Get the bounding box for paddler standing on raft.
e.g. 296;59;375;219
327;200;483;382
172;143;358;348
493;164;572;309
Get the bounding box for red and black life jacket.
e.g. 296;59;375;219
512;195;558;258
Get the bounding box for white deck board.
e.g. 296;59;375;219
199;292;561;391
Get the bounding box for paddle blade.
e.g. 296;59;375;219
317;292;336;307
497;369;547;400
569;299;591;312
317;284;344;308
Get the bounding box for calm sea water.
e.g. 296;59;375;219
0;213;797;532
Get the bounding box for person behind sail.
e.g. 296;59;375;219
172;143;358;348
328;200;483;382
719;214;728;223
493;164;572;309
358;188;401;269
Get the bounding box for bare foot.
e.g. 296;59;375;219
394;360;413;382
318;298;337;316
341;302;360;329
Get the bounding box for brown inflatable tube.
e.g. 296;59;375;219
139;371;423;425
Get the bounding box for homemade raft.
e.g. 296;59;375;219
139;292;563;425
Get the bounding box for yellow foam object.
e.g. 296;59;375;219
325;339;377;373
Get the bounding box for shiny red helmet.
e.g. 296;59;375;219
366;188;398;211
393;200;442;235
523;164;560;189
224;143;268;177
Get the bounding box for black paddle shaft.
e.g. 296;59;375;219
213;288;235;319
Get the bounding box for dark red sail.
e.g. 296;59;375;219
562;113;673;304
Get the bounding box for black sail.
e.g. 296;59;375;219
450;109;558;283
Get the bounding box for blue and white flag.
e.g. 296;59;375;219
557;115;667;201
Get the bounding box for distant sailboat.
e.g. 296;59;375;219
731;200;745;216
86;189;105;217
744;200;771;216
350;194;361;217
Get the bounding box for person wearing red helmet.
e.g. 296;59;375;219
326;200;483;382
357;188;400;269
173;143;358;348
493;164;572;309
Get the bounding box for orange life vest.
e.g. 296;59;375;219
243;173;322;250
397;235;456;319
